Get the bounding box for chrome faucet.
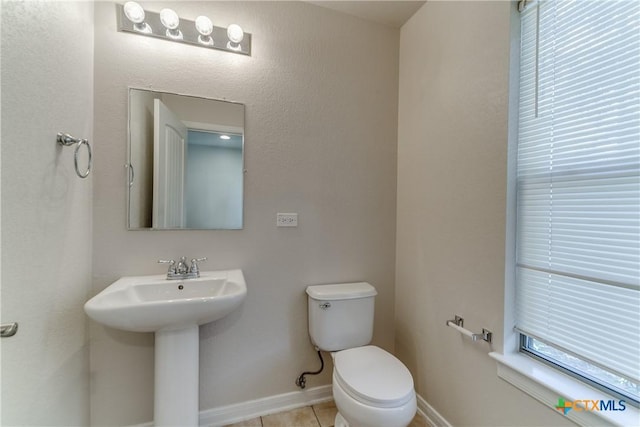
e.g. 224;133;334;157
158;257;207;280
176;257;189;275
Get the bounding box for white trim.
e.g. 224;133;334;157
182;120;243;135
416;394;452;427
502;0;523;355
490;352;640;427
201;384;333;426
127;387;454;427
126;385;333;427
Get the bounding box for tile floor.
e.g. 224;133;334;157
223;400;430;427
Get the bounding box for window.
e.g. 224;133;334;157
514;0;639;405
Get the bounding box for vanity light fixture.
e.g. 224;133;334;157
117;3;251;56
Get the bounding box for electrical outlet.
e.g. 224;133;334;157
277;213;298;227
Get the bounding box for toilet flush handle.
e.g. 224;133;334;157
319;302;331;309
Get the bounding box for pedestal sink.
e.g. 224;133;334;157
85;269;247;426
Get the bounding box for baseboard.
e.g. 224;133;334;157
200;384;333;426
416;394;452;427
129;387;451;427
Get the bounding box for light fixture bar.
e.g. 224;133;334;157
117;4;251;56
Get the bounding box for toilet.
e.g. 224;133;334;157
306;282;416;427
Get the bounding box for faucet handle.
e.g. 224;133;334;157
158;259;176;274
189;257;207;274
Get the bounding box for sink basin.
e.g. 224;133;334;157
85;269;246;332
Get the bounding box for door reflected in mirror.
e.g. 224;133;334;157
128;88;244;230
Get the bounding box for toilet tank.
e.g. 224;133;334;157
306;282;377;352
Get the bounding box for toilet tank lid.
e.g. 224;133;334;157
306;282;377;300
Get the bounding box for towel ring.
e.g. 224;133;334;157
57;132;92;179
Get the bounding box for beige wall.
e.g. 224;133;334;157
395;2;573;426
92;1;399;425
1;1;93;424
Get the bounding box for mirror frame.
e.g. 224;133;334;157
126;87;246;231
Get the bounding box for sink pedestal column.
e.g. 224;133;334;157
154;325;199;426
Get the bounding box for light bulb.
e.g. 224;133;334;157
123;1;151;33
195;16;213;36
123;1;145;24
226;24;244;51
160;8;182;39
160;8;179;30
227;24;244;44
195;15;214;45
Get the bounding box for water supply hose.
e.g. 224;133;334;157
295;350;324;389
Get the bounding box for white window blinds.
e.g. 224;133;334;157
515;0;640;384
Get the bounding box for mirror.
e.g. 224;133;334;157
127;88;244;230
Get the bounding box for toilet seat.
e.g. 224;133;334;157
333;346;414;408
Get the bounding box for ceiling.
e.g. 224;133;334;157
305;1;426;28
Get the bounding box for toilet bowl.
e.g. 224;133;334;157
331;346;416;427
306;283;417;427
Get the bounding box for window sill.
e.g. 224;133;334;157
489;352;639;427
